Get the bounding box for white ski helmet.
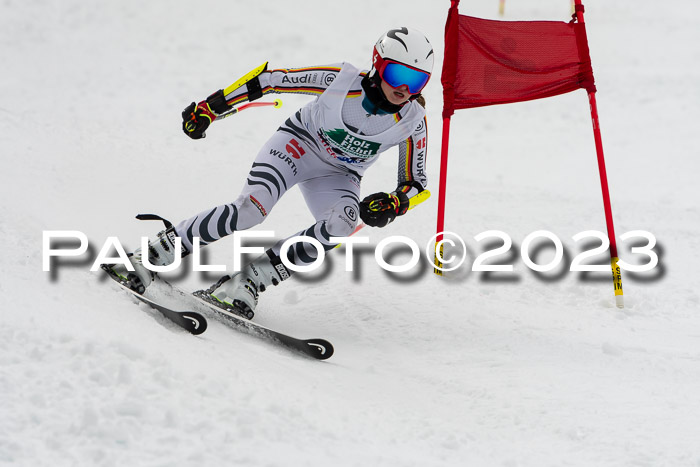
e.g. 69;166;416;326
371;27;434;94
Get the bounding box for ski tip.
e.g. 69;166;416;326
305;339;334;360
181;312;208;335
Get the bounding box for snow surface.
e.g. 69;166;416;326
2;0;700;466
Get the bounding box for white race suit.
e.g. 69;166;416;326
174;62;429;267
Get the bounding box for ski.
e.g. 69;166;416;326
102;267;207;335
191;290;334;360
101;268;331;357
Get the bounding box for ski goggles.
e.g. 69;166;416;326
374;55;431;94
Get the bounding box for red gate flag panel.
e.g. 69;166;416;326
442;6;596;117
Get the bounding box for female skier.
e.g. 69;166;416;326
109;27;433;318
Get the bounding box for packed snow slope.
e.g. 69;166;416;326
2;0;699;466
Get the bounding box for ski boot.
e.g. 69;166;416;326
103;226;186;294
199;250;291;319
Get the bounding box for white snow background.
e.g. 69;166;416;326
1;0;699;466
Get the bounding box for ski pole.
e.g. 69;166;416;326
216;99;283;121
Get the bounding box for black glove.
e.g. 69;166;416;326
182;101;216;139
182;90;231;139
359;191;409;228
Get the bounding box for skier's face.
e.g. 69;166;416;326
381;80;412;105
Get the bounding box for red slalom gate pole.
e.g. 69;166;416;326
435;0;460;275
433;116;452;275
575;0;624;308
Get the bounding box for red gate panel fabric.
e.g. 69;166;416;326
442;9;596;117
